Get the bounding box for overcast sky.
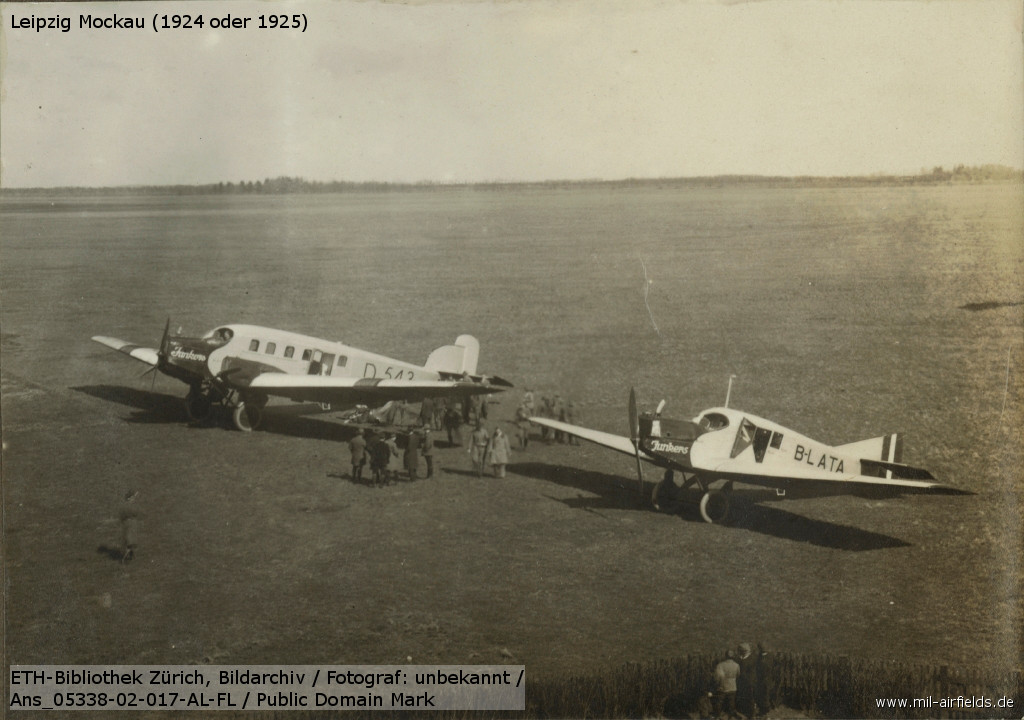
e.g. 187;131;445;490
2;0;1022;188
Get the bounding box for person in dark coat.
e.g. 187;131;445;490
736;642;759;718
421;428;435;478
444;406;462;446
755;642;776;715
368;433;390;487
404;429;421;480
419;397;435;428
348;429;367;484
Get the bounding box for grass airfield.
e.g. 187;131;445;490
2;183;1021;684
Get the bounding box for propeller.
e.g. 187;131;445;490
629;387;645;501
140;318;171;391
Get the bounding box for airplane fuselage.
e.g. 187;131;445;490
164;324;452;394
641;406;889;484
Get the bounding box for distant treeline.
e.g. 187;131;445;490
3;164;1021;196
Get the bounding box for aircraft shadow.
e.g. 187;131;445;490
73;385;184;423
72;385;353;442
96;545;125;563
510;461;911;551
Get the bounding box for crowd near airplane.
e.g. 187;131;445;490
93;320;511;432
531;387;968;524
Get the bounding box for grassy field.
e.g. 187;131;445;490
2;184;1021;696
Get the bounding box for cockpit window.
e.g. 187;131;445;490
205;327;234;346
699;412;730;431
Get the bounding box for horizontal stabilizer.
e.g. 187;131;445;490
424;335;480;375
860;458;935;481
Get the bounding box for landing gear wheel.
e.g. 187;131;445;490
232;402;262;432
652;478;682;513
185;390;212;422
699;491;731;524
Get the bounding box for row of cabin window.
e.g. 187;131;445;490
247;339;348;367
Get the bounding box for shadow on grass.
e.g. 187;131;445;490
511;461;911;551
96;545;124;563
72;384;354;442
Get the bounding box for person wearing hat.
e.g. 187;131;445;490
737;642;759;718
487;427;512;478
348;428;367;484
469;421;489;477
119;489;140;563
421;427;435;478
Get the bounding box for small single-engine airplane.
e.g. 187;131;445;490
531;387;967;524
93;321;511;432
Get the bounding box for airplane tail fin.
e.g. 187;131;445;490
838;433;934;481
837;433;903;464
424;335;480;375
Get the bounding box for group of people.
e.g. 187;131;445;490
468;423;513;477
711;642;775;720
347;389;583;484
514;389;579;448
347;427;435;487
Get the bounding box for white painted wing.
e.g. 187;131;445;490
529;417;656;461
248;374;505;405
91;336;159;366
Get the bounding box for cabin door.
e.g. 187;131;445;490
308;350;334;376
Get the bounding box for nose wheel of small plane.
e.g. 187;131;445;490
699;489;731;524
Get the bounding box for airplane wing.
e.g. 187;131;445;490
91;336;159;366
530;417;658;462
247;374;508;406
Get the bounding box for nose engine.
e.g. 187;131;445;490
638;414;705;470
161;336;213;383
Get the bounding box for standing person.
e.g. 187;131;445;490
368;432;389;487
348;429;367;484
444;405;463;446
755;642;776;716
522;388;536;415
563;399;580;444
736;642;759;719
119;489;140;563
421;427;435;478
385;433;402;483
514;403;531;449
404;429;421;480
552;394;565;443
469;422;490;477
713;650;741;720
539;396;552;443
488;427;512;478
419;397;435;428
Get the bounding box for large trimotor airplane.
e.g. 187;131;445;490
531;387;968;524
93;321;511;431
